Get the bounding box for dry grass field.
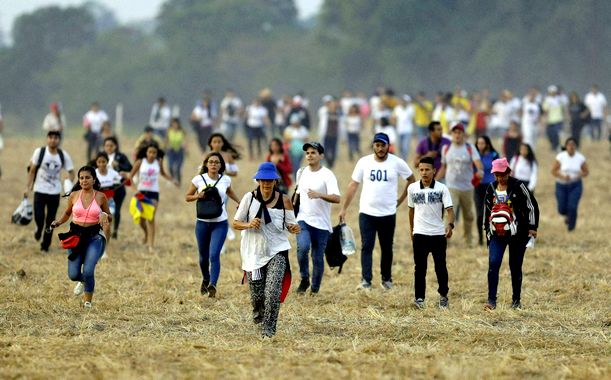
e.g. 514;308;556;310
0;133;609;379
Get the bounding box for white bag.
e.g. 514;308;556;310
63;179;74;196
12;197;33;226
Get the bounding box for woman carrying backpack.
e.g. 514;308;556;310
185;152;240;298
483;157;539;311
474;135;499;246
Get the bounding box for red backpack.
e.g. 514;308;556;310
489;201;517;237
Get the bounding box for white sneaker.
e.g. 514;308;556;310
227;228;236;241
220;245;226;255
83;301;92;309
381;280;393;290
73;282;84;296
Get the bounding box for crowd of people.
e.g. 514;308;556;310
9;82;606;337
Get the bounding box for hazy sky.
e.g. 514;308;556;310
0;0;323;37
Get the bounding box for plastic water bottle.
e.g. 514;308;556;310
340;224;356;256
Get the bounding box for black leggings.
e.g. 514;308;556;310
113;186;127;233
34;192;60;250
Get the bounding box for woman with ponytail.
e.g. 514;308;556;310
51;166;112;309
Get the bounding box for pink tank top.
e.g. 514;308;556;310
72;191;101;224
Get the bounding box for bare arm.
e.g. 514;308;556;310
338;180;360;222
408;206;414;239
397;174;416;207
473;158;484;179
283;194;301;234
158;159;178;185
52;193;77;227
24;165;37;196
226;185;241;204
436;163;446;180
306;190;340;204
581;162;589;178
445;207;455;238
185;183;201;202
98;193;112;238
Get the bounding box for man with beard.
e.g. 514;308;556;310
339;133;415;290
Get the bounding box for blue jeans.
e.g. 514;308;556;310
195;220;228;286
167;148;184;184
347;133;360;160
323;135;338;168
68;234;105;293
487;234;528;304
296;221;330;292
546;122;563;151
555;181;582;231
398;132;411;161
589;118;603;141
359;213;396;283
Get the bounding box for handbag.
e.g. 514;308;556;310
196;174;224;219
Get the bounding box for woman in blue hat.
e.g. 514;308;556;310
233;162;301;338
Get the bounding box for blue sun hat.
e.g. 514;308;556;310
253;162;280;180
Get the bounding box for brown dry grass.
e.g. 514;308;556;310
0;134;610;380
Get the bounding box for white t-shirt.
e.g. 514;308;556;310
83;110;109;134
509;156;538;191
296;166;340;232
441;143;480;191
584;92;607;119
96;168;122;189
490;101;510;129
192;104;214;127
150;104;172;131
555;151;586;184
137;159;160;192
352;154;413;217
521;100;541;127
191;173;232;222
344;115;362;134
408;180;453;236
235;192;295;272
247;105;268;128
42;113;66;132
220;96;243;123
31;147;74;195
393;104;415;134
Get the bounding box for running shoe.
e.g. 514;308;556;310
73;282;84;296
357;279;372;290
414;298;425;309
439;296;449;309
380;280;393;290
296;278;310;294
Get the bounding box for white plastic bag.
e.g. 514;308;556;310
340;223;356;256
63;179;74;196
11;197;33;225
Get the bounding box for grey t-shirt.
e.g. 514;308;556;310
441;143;480;191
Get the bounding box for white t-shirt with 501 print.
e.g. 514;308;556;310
191;173;232;222
31;147;74;195
352;154;413;217
296;166;340;232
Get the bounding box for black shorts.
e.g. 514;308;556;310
140;191;159;201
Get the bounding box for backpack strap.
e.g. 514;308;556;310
294;167;305;192
36;146;46;168
57;148;65;168
201;173;223;188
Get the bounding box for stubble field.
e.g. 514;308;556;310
0;133;609;379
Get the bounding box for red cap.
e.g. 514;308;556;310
451;123;465;132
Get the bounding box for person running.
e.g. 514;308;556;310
483;158;539;310
166;117;187;185
266;138;292;194
294;142;341;294
567;92;589;147
552;137;588;232
133;126;164;159
150;97;172;139
50;166;112;309
24;131;75;252
233;162;300;338
408;156;454;309
93;152;123;223
414;121;450;171
245;98;271;159
42;102;65;135
102;136;132;238
542;85;565;152
283;114;310;180
82;101;109;161
343;104;362;161
474;136;500;246
129;143;178;252
436;123;483;247
185;152;240;298
339;132;416;290
207;132;241;177
510;143;538;193
583;84;608;142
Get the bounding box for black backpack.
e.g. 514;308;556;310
324;224;348;273
196;174;224;219
26;146;65;175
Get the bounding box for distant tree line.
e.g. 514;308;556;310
0;0;608;132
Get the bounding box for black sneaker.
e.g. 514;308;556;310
253;307;263;324
200;280;209;295
414;298;425;309
111;231;118;239
511;300;522;310
296;278;310;294
439;296;449;309
34;229;42;241
207;284;217;298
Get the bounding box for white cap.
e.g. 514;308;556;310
293;95;303;104
547;85;558;93
402;94;412;102
322;95;333;103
